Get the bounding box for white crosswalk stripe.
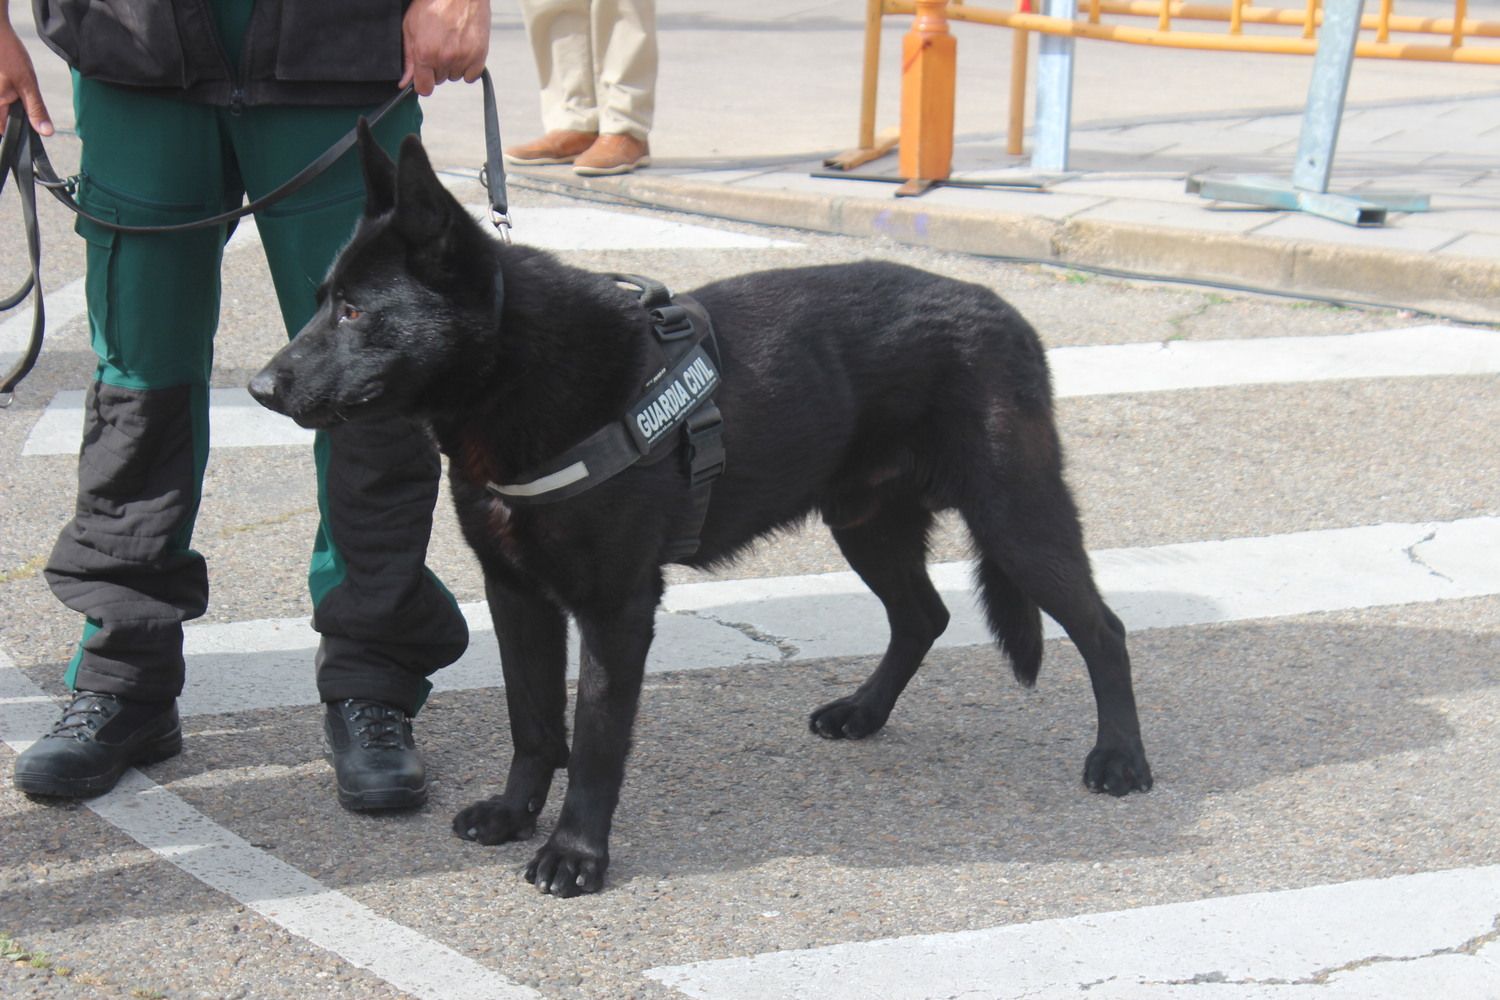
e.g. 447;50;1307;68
149;515;1500;719
19;324;1498;456
23;386;314;456
644;865;1500;1000
0;654;540;1000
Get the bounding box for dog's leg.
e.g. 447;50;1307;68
452;573;571;845
524;584;659;897
962;473;1152;796
810;502;950;740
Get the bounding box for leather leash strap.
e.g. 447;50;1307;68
0;68;509;403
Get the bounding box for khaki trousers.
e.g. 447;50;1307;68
520;0;657;140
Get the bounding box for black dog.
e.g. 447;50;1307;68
249;129;1152;897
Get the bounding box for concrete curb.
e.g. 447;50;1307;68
512;171;1500;324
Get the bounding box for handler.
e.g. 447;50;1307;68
1;0;489;810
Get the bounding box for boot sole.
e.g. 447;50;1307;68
13;725;182;799
323;744;429;812
335;781;429;812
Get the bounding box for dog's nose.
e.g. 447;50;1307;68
247;369;282;410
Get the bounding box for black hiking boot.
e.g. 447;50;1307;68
13;691;181;799
324;699;428;811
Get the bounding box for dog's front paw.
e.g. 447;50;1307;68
525;835;608;898
453;796;540;845
809;695;889;740
1083;743;1153;796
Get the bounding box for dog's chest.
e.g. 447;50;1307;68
450;432;502;488
467;492;527;563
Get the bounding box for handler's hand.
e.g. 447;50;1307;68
0;18;52;135
400;0;491;97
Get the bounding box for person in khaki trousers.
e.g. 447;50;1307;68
503;0;656;175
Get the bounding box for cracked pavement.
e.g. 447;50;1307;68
4;138;1500;1000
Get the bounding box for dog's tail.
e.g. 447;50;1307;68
975;558;1044;686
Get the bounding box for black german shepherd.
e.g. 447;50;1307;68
249;129;1152;897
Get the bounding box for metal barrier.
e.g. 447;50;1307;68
829;0;1491;221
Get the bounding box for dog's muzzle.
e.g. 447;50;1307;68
247;368;288;415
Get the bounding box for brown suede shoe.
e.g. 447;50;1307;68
502;129;599;166
573;134;651;176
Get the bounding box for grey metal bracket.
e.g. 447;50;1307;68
1187;0;1428;227
1186;174;1430;227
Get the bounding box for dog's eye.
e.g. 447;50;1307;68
338;304;363;324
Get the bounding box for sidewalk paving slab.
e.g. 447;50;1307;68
502;92;1500;324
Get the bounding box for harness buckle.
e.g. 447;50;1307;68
650;304;693;340
684;403;726;488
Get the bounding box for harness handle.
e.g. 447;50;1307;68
0;69;510;401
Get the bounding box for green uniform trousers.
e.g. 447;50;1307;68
43;75;469;715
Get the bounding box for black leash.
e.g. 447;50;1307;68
0;68;510;404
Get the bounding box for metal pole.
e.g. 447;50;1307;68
1032;0;1077;172
1290;0;1365;194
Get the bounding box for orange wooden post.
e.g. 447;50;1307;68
899;0;958;182
1008;0;1030;156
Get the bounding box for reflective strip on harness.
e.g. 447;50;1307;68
487;460;590;499
485;282;725;512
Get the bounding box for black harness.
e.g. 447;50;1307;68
486;274;726;561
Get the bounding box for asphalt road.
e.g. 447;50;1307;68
3;136;1500;998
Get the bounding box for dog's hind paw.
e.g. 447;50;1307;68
1083;744;1154;796
525;838;608;898
452;796;540;845
808;696;890;740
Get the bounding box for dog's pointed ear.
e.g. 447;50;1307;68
357;118;397;217
392;134;455;244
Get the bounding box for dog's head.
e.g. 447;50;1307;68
249;123;500;429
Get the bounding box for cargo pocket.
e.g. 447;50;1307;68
35;0;190;88
73;207;120;378
275;1;404;82
69;171;223;388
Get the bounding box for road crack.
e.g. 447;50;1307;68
1149;912;1500;989
683;610;800;661
1404;529;1454;582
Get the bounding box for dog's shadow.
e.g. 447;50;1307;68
10;611;1492;923
422;611;1495;881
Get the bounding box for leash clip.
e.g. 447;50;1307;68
37;172;77;197
490;208;513;244
0;391;13;409
478;161;512;243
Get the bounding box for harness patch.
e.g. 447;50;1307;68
628;346;720;453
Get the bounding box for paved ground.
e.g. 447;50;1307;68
3;2;1500;999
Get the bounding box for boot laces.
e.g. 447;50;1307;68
47;692;117;741
349;702;409;751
